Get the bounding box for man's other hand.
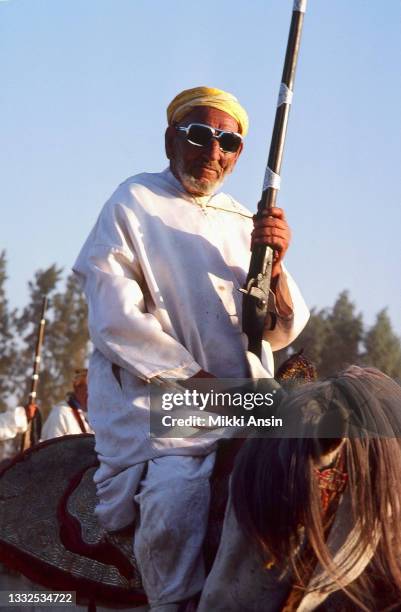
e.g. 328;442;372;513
251;207;291;277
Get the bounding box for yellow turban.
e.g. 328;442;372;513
167;86;249;136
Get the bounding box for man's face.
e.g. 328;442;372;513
166;106;243;196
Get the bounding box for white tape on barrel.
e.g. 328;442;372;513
293;0;307;13
263;167;281;191
277;83;293;107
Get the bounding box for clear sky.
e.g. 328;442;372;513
1;0;400;333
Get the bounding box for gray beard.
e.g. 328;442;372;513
175;158;224;196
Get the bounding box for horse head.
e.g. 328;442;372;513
230;366;401;609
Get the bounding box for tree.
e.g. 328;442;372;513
0;251;17;410
363;309;401;379
274;307;330;375
14;265;62;417
318;291;363;378
12;266;90;419
289;308;330;370
276;291;364;379
44;272;90;410
14;267;90;419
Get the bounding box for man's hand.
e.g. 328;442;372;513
25;403;39;421
251;207;291;278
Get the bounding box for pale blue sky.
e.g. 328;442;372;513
1;0;400;333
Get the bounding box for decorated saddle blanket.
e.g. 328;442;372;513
0;434;241;608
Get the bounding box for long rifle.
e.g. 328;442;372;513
242;0;307;358
20;295;48;451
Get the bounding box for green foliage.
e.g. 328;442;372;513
275;307;330;372
43;272;89;414
284;291;400;380
319;291;363;377
13;265;89;418
14;265;63;417
0;251;17;410
363;310;401;379
290;307;331;366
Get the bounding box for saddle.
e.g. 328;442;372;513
0;434;240;608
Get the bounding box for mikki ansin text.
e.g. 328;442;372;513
161;414;283;428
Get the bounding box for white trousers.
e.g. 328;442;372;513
133;453;216;609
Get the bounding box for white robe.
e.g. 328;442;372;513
41;402;93;440
0;407;27;441
73;168;309;530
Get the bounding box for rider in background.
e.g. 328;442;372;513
41;369;93;439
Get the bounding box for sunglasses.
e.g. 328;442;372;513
176;123;243;153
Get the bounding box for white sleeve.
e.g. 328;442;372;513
41;407;69;440
0;407;28;441
263;265;310;352
74;202;201;382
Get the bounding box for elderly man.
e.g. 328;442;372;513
74;86;309;611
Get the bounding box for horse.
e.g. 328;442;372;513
198;366;401;611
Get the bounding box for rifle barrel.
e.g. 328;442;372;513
20;295;48;451
242;0;307;358
28;295;48;403
264;1;306;202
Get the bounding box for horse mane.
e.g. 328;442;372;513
231;366;401;609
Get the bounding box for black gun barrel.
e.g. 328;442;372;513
20;295;48;450
242;0;307;357
28;295;48;405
